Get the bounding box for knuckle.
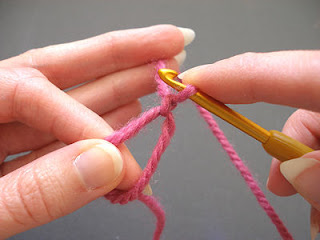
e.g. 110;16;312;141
0;66;46;121
9;77;31;120
9;72;46;120
29;165;63;220
20;48;41;68
110;77;122;105
0;165;63;226
103;32;122;69
284;109;320;149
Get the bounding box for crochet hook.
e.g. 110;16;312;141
158;68;313;162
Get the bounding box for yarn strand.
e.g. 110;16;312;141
197;106;293;240
103;60;293;240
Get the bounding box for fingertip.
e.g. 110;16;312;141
174;50;186;66
74;140;124;190
116;144;143;190
179;64;215;87
165;58;180;72
267;158;297;196
177;27;195;47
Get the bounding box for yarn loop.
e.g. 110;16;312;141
103;61;293;240
159;94;178;116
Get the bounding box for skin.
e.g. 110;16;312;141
181;50;320;197
0;24;184;238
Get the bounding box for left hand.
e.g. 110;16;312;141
0;24;191;238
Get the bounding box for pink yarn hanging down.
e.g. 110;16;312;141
104;61;293;240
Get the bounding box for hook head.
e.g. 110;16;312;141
158;69;178;81
158;68;186;91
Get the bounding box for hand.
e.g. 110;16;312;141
0;24;194;238
179;51;320;215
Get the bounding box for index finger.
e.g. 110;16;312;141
181;51;320;112
1;25;186;89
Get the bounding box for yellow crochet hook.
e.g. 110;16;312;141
158;68;313;162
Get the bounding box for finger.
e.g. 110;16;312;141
279;151;320;212
0;122;54;162
281;158;320;240
0;100;141;167
267;109;320;196
2;25;191;89
104;100;141;130
0;67;112;142
0;67;142;189
0;139;124;238
1;101;142;190
180;51;320;111
0;59;178;157
67;59;178;115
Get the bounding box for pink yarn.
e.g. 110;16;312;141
104;61;293;240
196;106;293;239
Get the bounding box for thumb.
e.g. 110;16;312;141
280;151;320;211
0;139;124;238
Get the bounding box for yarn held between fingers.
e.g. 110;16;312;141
104;61;293;240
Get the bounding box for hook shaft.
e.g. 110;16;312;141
158;68;271;143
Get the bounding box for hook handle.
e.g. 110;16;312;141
262;130;313;162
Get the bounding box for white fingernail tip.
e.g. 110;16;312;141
280;158;318;183
174;50;186;66
177;27;195;46
178;68;190;79
177;71;186;80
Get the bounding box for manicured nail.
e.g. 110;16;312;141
74;143;123;190
280;158;320;205
310;206;320;240
177;27;195;46
178;67;194;79
174;50;186;66
143;184;153;196
178;64;210;80
266;177;270;190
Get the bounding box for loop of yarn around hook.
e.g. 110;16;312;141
103;60;293;240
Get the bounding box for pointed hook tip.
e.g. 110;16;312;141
158;69;179;82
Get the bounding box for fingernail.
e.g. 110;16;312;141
74;143;123;190
178;67;192;79
177;27;195;46
174;50;186;66
143;184;153;196
178;64;210;80
266;177;270;191
280;158;320;204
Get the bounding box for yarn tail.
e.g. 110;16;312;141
197;106;293;240
139;194;166;240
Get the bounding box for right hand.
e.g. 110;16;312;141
179;51;320;207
